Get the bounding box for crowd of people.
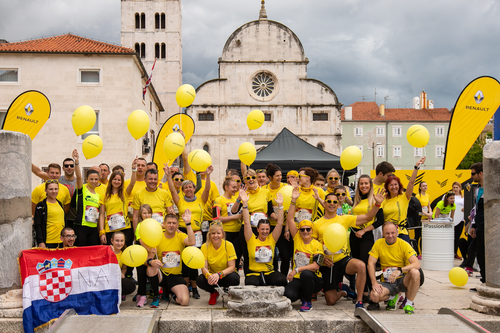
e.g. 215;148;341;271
29;143;485;315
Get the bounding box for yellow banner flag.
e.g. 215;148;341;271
153;113;195;181
2;91;51;140
444;76;500;170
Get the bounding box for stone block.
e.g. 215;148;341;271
0;318;24;333
159;309;211;333
212;309;304;333
226;286;291;317
299;309;358;332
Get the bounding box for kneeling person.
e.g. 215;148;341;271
368;222;420;314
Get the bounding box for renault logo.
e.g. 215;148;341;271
24;103;34;116
474;91;484;104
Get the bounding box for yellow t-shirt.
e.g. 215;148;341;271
416;193;431;220
115;250;123;268
100;192;131;233
292;233;323;279
177;195;204;232
94;183;107;200
313;215;356;263
295;186;325;223
184;171;220;222
213;195;241;233
381;194;410;235
46;201;65;244
246;187;272;228
124;180;147;214
32;183;71;206
351;198;375;230
264;183;286;226
369;238;416;270
247;234;276;275
157;231;188;275
132;187;173;224
201;240;237;274
373;182;385;200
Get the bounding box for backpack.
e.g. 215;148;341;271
407;196;422;228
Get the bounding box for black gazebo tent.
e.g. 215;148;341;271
227;127;357;177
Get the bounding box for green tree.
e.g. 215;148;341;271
457;132;492;169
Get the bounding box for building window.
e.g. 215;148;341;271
140;43;146;58
140;13;145;29
135;13;140;29
435;126;445;137
313;113;328;121
255;141;271;145
155;43;160;59
135;43;140;54
317;143;324;151
0;110;6;125
354;126;363;137
161;43;166;59
377;146;384;157
436;145;445;158
198;112;214;121
264;113;272;121
376;126;385;137
0;69;18;82
203;144;209;153
414;147;423;157
161;13;165;29
80;69;100;84
81;110;99;140
155;13;160;29
392;126;402;137
393;145;401;157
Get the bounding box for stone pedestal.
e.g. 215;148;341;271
471;141;500;315
0;131;32;293
226;286;292;317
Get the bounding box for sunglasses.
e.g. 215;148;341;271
63;164;74;168
245;176;256;180
325;199;339;204
63;235;77;239
46;180;59;184
328;177;339;181
471;172;476;176
235;179;241;183
173;178;184;182
298;174;310;178
335;192;346;197
256;169;265;173
299;227;311;232
210;220;223;226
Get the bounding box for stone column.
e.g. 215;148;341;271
0;130;32;292
471;141;500;315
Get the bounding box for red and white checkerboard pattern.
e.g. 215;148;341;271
39;269;72;302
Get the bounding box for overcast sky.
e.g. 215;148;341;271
1;0;499;109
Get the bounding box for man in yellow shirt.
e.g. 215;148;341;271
99;163;110;186
31;163;71;216
124;158;147;217
368;222;421;314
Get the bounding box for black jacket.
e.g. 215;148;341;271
34;198;64;245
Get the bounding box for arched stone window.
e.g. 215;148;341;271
155;43;160;58
203;144;210;153
140;43;146;58
161;43;166;59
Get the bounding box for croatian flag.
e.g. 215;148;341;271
19;246;121;333
142;58;157;99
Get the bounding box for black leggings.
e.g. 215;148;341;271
275;227;292;274
349;229;374;292
136;264;148;295
74;225;100;246
454;221;464;255
245;271;286;287
284;270;323;302
122;277;136;296
225;231;242;269
196;272;240;293
239;226;258;275
463;237;477;268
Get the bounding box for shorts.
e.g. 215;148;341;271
381;276;407;296
160;273;187;293
320;256;352;292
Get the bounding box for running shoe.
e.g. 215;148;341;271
355;301;364;309
208;291;219;305
150;296;160;308
404;304;415;314
300;301;313;312
192;288;201;299
137;295;147;308
386;297;397;311
367;302;380;311
161;292;170;302
454;254;462;260
465;267;473;277
399;297;407;309
311;293;317;302
341;283;357;301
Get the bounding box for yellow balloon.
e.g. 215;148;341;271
127;109;150;140
407;125;430;148
72;105;96;136
175;84;196;108
138;218;164;248
121;245;148;267
449;267;468;287
238;142;257;166
323;223;347;253
82;135;103;159
181;246;205;269
247;109;265;130
163;132;185;161
188;149;212;172
340;146;362;170
278;185;293;211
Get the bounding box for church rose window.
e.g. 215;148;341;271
252;73;275;97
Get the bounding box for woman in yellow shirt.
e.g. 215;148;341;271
382;157;425;243
415;181;431;259
293;167;325;223
242;190;286;286
325;169;353;206
34;180;65;248
196;222;240;305
109;231;136;300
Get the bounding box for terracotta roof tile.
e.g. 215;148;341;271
0;33;134;55
341;101;451;122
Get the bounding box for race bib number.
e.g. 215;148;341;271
107;212;126;231
255;245;272;263
152;212;163;224
422;206;428;213
294;208;312;223
162;251;180;268
382;267;398;281
294;251;311;268
201;221;209;232
227;202;239;216
85;206;99;224
128;202;134;216
250;212;267;227
194;231;203;248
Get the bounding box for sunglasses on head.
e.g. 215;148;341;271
335;192;346;197
325;199;339;204
245;176;256;180
298;174;310;178
210;220;223;226
256;169;265;173
299;227;311;232
46;180;59;184
63;164;74;168
328;176;339;181
173;178;184;182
